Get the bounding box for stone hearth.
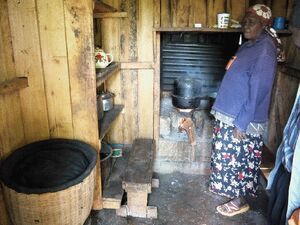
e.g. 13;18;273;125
153;96;214;175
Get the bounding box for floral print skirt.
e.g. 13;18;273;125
209;119;264;198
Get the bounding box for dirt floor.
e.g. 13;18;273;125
90;172;269;225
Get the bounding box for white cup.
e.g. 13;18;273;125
217;13;230;29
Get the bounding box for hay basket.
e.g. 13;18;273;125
0;139;97;225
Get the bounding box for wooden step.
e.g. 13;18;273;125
123;138;155;192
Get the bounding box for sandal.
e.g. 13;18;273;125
216;197;250;217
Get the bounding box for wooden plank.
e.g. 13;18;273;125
102;0;124;144
152;178;160;188
266;67;299;154
93;12;128;18
156;27;291;33
0;1;26;223
37;0;73;138
138;70;154;138
153;33;160;152
171;0;177;27
99;104;124;140
102;148;130;209
0;77;28;95
64;0;101;209
153;1;161;151
121;70;138;144
156;27;243;32
0;0;25;159
119;0;138;144
96;62;121;87
120;62;154;69
161;0;171;27
287;0;294;20
227;0;247;22
137;0;154;138
175;0;191;27
127;190;148;217
123;139;155;185
207;0;226;28
192;0;207;27
138;0;153;61
271;0;288;17
153;0;161;29
8;0;50;143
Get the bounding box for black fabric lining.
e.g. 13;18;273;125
0;139;97;194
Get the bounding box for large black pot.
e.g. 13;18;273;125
172;78;202;109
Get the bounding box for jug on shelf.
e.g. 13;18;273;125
95;47;113;69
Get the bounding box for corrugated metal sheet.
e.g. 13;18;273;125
161;33;240;95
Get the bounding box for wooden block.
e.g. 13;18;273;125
102;198;122;209
116;205;128;217
127;190;148;217
116;205;157;218
147;206;158;219
152;178;159;188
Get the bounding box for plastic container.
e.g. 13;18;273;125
273;17;285;30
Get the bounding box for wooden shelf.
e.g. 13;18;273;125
99;104;124;140
156;27;243;33
156;27;292;34
94;12;128;19
96;62;120;88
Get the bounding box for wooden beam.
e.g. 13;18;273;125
103;198;122;209
153;32;160;152
120;62;154;70
93;12;127;18
0;77;28;95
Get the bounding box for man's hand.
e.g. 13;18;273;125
233;127;247;140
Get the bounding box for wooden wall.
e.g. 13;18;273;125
266;37;300;154
0;0;100;224
160;0;294;28
100;0;155;144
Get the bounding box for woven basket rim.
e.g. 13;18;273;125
0;138;97;194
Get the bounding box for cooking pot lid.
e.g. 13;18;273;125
101;92;115;99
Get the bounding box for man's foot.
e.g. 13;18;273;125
216;196;250;217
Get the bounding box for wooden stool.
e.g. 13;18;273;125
116;139;158;218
